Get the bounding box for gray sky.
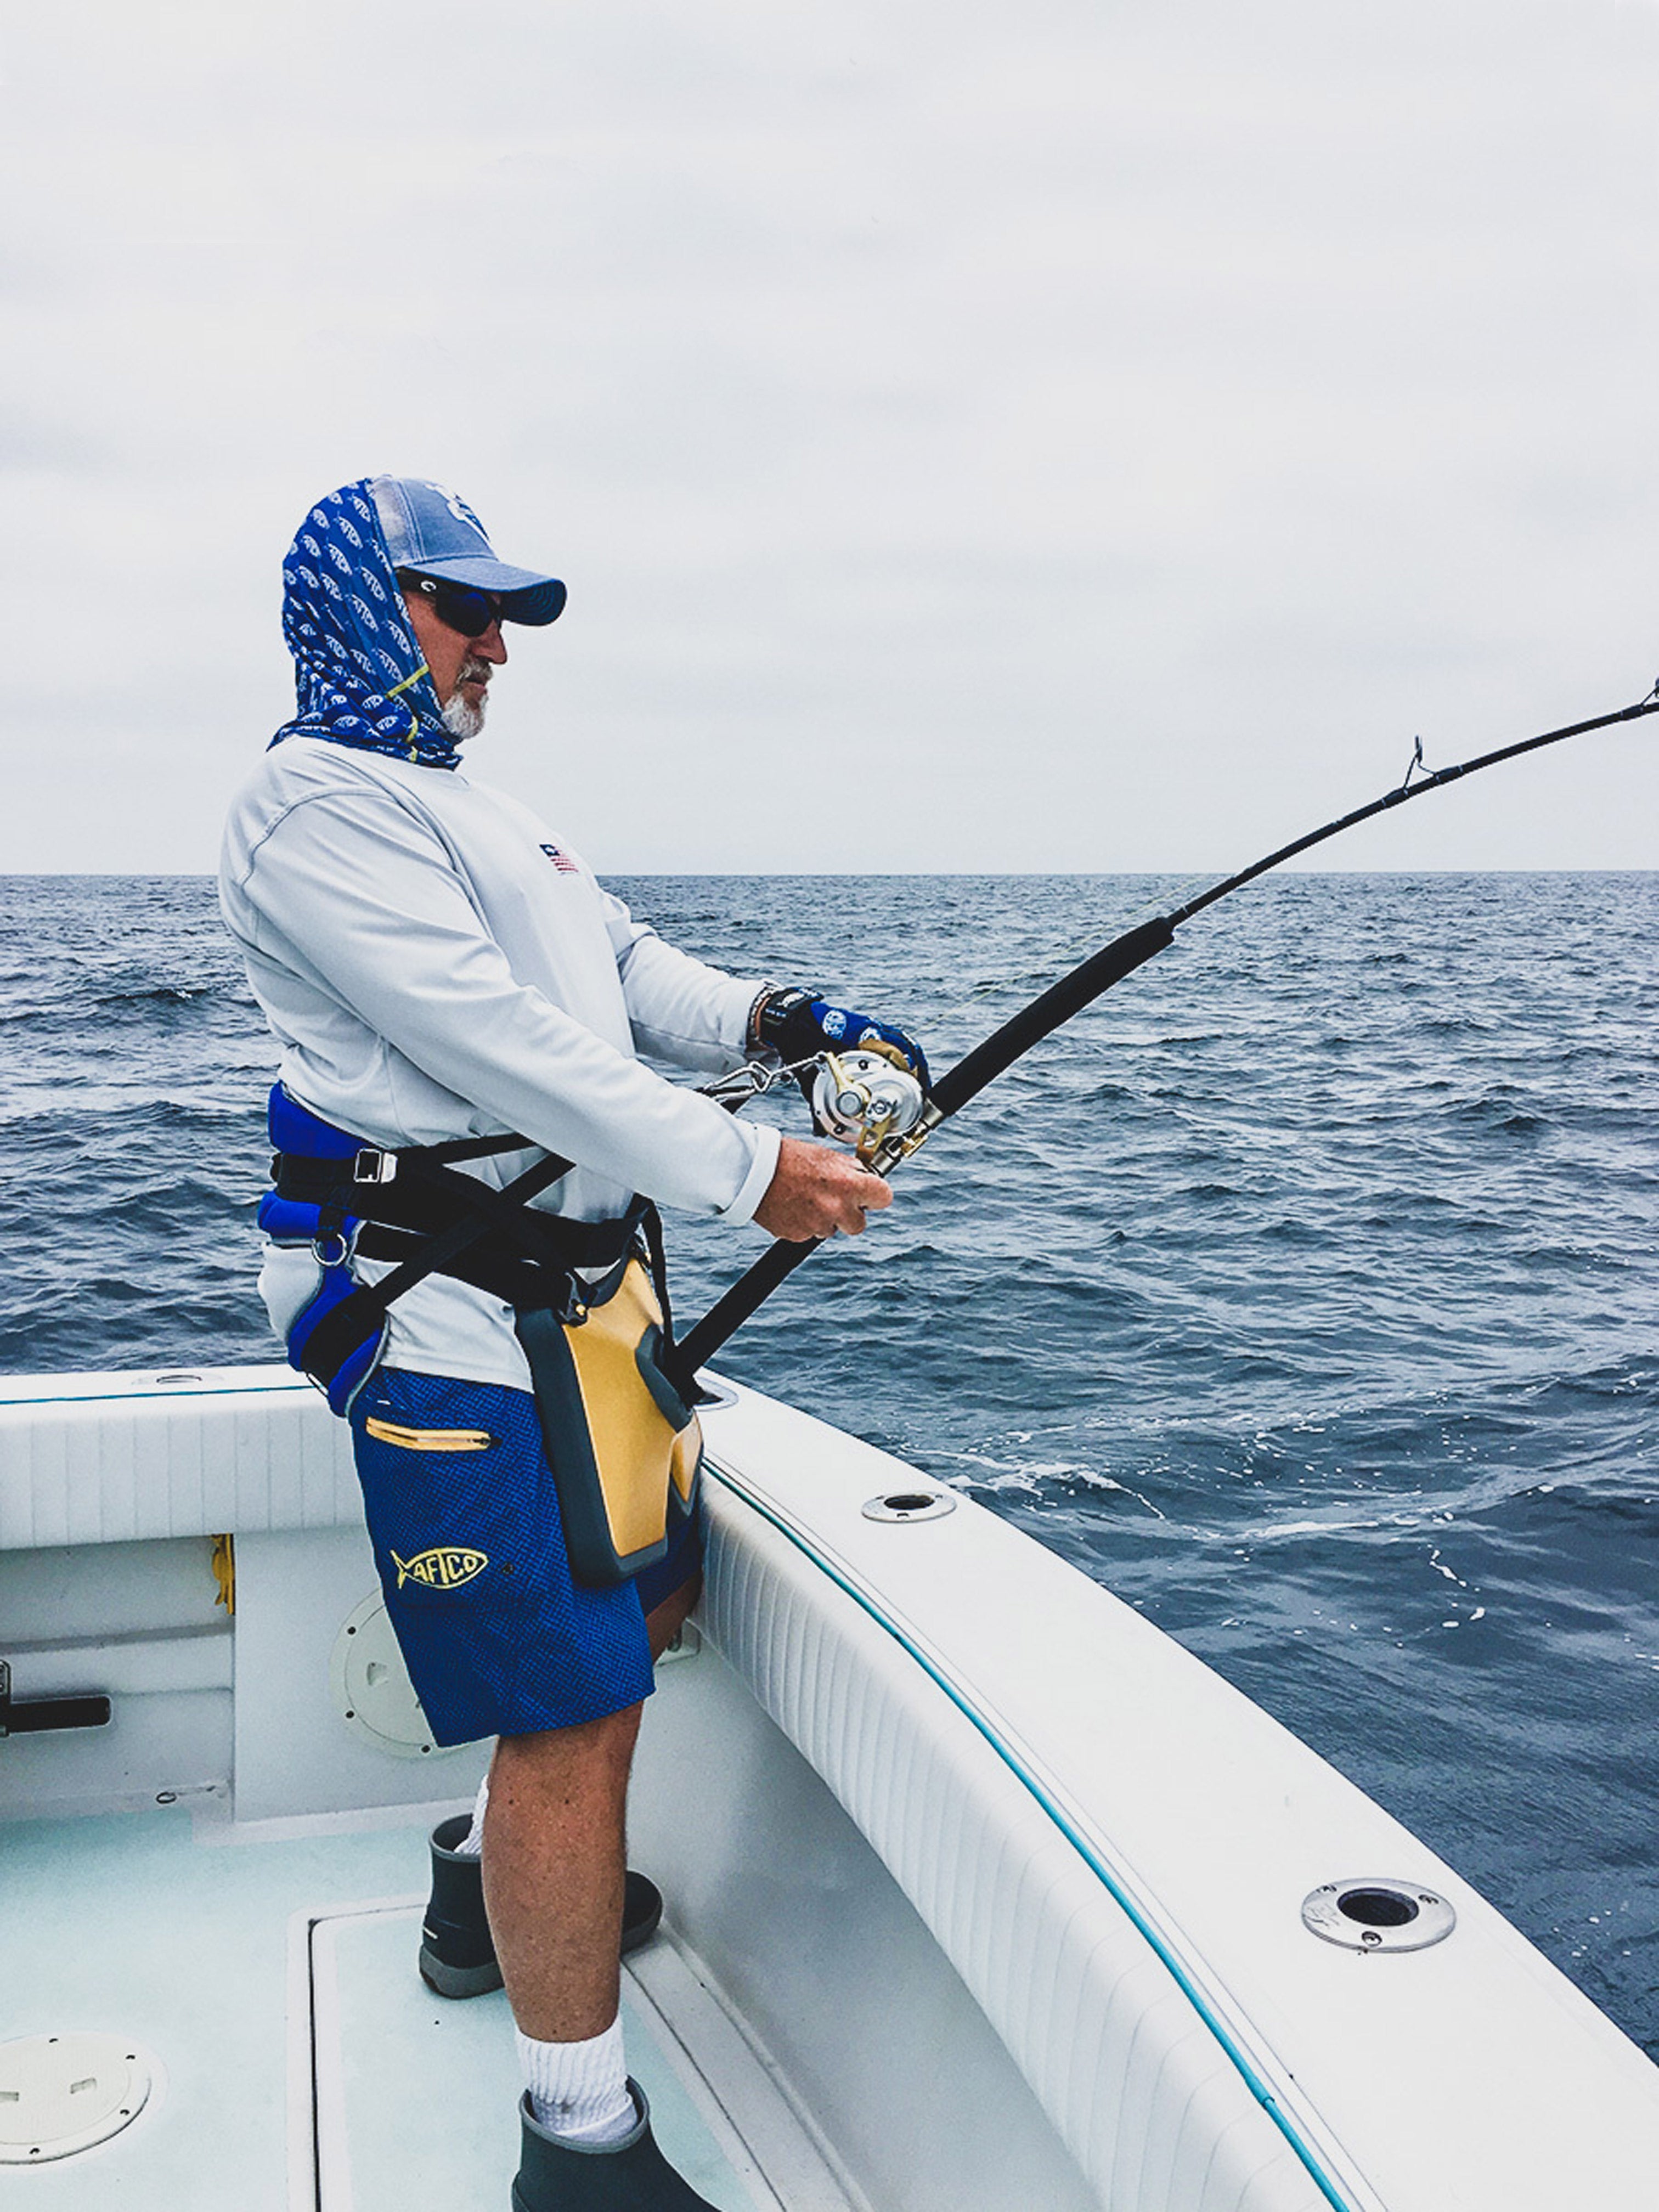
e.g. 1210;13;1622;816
5;0;1658;873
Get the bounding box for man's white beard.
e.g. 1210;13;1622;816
441;658;491;741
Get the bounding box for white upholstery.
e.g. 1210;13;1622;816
0;1368;359;1550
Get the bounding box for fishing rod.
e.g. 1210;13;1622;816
672;684;1659;1386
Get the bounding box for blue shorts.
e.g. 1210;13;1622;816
348;1368;704;1747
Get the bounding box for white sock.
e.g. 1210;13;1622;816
517;2017;635;2145
455;1769;488;1858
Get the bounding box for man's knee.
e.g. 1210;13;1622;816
491;1703;642;1805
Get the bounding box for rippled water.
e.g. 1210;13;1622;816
2;870;1656;2052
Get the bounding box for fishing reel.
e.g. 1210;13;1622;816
699;1045;929;1164
807;1047;928;1159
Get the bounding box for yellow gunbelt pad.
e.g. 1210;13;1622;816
566;1261;699;1558
669;1417;699;1505
363;1419;495;1453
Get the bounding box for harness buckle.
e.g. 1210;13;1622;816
353;1148;398;1186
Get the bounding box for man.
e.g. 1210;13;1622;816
220;477;928;2210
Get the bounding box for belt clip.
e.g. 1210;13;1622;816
352;1148;398;1186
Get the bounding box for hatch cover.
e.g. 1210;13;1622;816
0;2033;154;2163
330;1592;467;1759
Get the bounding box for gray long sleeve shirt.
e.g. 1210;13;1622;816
221;737;778;1389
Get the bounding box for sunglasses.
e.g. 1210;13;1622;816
402;573;505;638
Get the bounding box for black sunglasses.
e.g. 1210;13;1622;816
402;573;505;638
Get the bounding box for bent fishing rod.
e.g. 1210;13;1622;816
672;682;1659;1387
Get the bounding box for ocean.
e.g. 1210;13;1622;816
2;868;1655;2055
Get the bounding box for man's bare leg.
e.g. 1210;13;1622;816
645;1568;700;1661
483;1707;640;2041
481;1570;701;2040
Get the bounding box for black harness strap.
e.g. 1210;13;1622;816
295;1146;587;1389
349;1224;571;1310
275;1110;682;1404
274;1141;643;1272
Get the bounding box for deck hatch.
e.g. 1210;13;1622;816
0;2033;154;2163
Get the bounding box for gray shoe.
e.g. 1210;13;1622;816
512;2083;719;2210
420;1818;665;2000
420;1815;503;1997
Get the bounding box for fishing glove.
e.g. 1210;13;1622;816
754;987;930;1091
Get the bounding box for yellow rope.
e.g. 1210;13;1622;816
210;1534;235;1616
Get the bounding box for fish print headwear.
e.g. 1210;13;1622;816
271;478;458;770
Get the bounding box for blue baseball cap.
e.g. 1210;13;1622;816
369;476;567;625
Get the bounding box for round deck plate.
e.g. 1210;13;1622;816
330;1591;461;1758
0;2033;154;2163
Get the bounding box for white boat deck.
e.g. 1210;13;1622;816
4;1802;853;2210
8;1364;1659;2211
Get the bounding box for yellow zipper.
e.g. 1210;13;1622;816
363;1418;496;1453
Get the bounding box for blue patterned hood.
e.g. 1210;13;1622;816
272;478;458;770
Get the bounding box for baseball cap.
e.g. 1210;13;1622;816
369;476;567;625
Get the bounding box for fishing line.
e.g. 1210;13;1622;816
673;683;1659;1386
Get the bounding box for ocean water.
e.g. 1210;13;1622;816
2;870;1656;2055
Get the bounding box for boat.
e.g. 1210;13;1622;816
4;1357;1658;2209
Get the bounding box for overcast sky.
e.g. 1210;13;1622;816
5;0;1658;873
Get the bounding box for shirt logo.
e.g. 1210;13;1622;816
391;1546;489;1592
540;843;579;874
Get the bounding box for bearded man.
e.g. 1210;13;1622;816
220;476;927;2210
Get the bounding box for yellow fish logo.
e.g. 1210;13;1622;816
392;1546;488;1592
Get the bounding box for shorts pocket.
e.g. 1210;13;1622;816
349;1374;561;1620
362;1417;496;1453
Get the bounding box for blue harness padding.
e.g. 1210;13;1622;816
261;1085;387;1417
257;1193;338;1244
267;1084;364;1161
257;1087;362;1249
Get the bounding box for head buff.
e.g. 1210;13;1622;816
270;479;459;770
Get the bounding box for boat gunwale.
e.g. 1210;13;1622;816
704;1448;1371;2212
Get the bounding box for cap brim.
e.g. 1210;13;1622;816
405;555;567;626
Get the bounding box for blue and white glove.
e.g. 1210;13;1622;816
755;987;931;1092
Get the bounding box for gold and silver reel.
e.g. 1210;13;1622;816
700;1045;929;1165
806;1048;928;1160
